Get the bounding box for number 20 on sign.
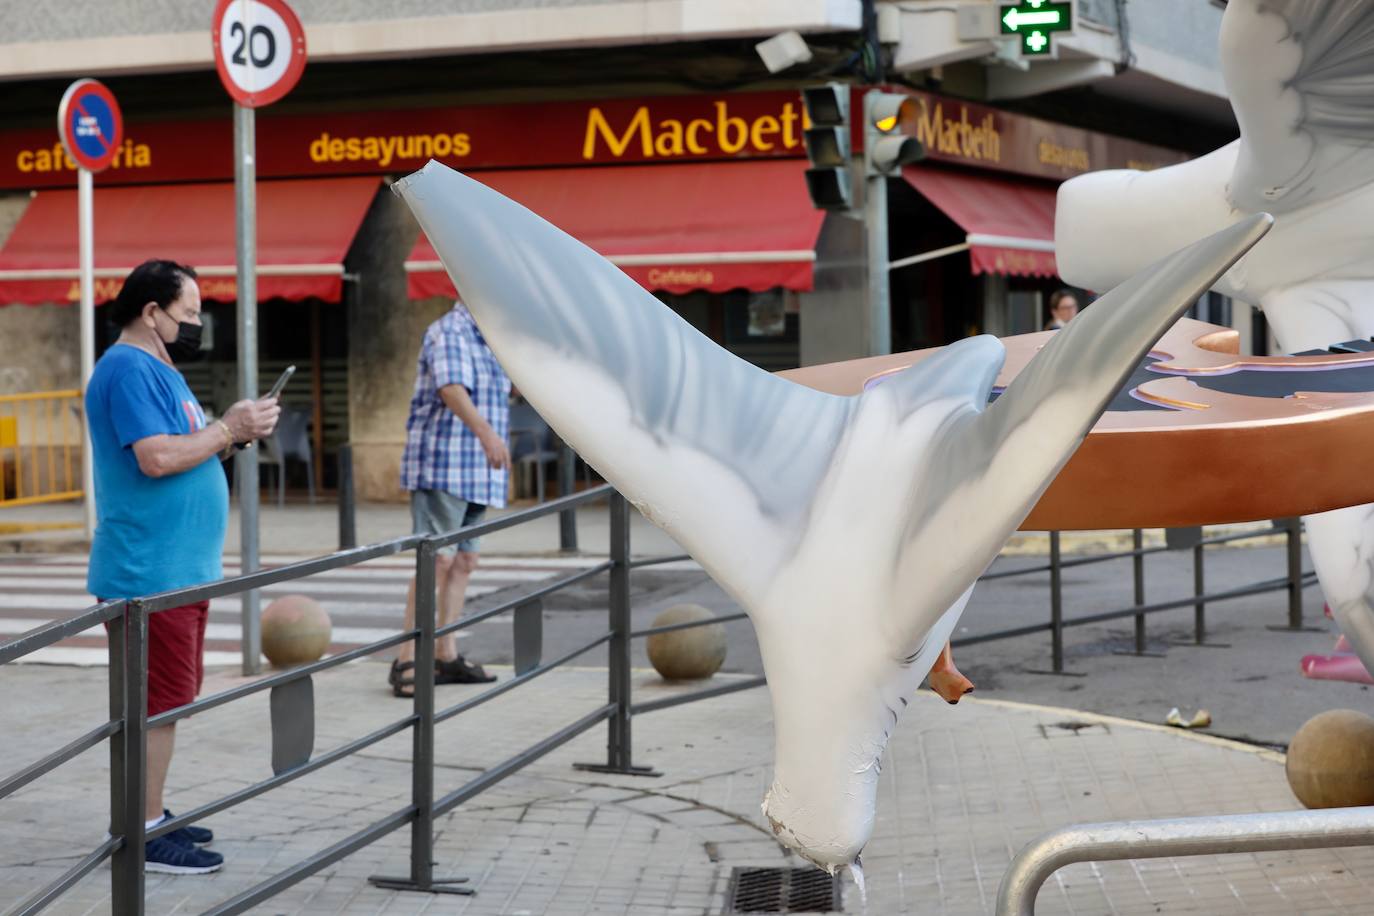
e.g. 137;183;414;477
212;0;307;108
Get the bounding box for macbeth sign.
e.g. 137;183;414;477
0;92;810;190
0;88;1183;190
903;89;1185;180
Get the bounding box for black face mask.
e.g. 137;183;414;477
164;318;204;363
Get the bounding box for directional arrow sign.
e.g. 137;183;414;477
1001;2;1073;33
1000;1;1074;57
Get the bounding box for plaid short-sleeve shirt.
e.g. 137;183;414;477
400;303;511;507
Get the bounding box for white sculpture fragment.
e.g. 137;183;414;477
1056;0;1374;678
395;160;1268;874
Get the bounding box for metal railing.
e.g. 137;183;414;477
0;490;1340;913
0;390;84;518
957;519;1317;673
1;485;620;915
996;806;1374;915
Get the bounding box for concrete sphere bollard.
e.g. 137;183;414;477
646;604;727;681
1285;709;1374;809
261;594;332;667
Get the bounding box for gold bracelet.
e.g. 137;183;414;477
215;419;234;449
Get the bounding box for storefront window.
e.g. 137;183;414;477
654;287;801;371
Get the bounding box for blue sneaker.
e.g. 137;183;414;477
144;834;224;874
163;809;213;845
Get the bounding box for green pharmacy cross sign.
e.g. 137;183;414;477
1000;0;1074;56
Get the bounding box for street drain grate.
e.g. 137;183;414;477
725;866;841;913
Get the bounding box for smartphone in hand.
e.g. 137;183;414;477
235;365;295;451
266;365;296;400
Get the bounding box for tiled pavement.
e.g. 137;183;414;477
2;661;1372;915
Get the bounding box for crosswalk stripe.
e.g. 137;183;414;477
4;554;613;570
0;566;567;584
0;583;509;611
0;551;610;669
0;617;461;645
18;647;250;667
0;577;508;598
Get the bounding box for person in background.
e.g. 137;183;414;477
390;300;510;698
1044;289;1081;330
87;259;279;874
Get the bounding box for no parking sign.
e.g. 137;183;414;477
57;79;123;173
57;77;125;539
212;0;307;108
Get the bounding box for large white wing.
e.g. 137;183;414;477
889;214;1275;646
393;162;854;608
1224;0;1374;212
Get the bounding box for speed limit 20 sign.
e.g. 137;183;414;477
212;0;307;108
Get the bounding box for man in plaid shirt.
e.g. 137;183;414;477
390;301;511;697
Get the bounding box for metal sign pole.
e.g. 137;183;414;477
864;173;892;357
78;167;96;539
235;101;261;676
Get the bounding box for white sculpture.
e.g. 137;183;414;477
395;160;1268;875
1055;0;1374;677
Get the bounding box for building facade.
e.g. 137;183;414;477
0;0;1238;500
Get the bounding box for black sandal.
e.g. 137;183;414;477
389;660;417;698
435;655;496;684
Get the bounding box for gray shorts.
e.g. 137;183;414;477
410;489;487;555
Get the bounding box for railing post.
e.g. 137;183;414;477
1050;531;1063;673
370;539;472;895
110;600;146;915
574;490;657;775
410;540;437;889
1286;516;1303;629
608;492;632;768
558;443;577;553
1193;540;1206;644
337;443;356;551
1132;529;1146;653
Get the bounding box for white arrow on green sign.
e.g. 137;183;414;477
1003;7;1061;30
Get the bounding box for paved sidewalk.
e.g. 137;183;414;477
3;660;1372;915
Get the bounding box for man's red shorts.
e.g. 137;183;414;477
105;601;210;717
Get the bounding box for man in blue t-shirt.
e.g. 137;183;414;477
87;260;278;875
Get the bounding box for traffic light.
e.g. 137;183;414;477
801;83;852;210
863;90;924;176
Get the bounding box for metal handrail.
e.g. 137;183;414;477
0;600;125;665
631;610;748;639
434;632;613;725
0;719;122;801
958;521;1316;670
980;525;1285;580
151;715;418;842
0;484;625;914
996;806;1374;916
10;836;121;916
202;807;417;916
435;559;612;638
631;675;767;715
150;630;416;728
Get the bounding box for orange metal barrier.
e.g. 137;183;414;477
0;390;84;519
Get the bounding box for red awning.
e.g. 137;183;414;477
900;166;1058;278
405;160;826;298
0;177;379;305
